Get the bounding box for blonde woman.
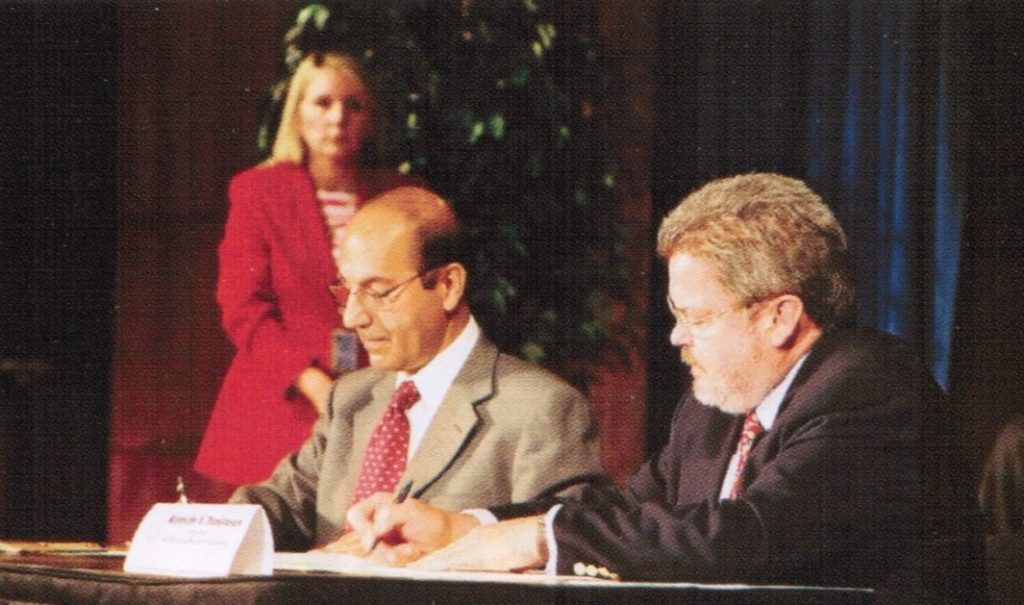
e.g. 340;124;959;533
195;52;418;488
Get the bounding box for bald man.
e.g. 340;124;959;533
231;186;605;551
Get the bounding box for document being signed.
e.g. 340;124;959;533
273;552;609;584
274;551;392;574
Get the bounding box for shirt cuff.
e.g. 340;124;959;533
462;508;498;526
542;504;562;575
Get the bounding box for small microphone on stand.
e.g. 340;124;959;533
175;476;189;504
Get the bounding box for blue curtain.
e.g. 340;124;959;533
803;1;967;388
648;0;969;452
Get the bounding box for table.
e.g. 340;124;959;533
0;553;874;605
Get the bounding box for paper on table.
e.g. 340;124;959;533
275;551;393;574
275;553;873;596
273;552;611;584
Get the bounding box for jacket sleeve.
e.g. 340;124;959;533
507;379;607;503
216;171;317;396
490;395;681;521
549;374;924;585
979;416;1024;534
228;383;336;551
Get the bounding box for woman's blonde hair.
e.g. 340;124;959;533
269;52;379;165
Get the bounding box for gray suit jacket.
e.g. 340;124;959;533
232;335;605;550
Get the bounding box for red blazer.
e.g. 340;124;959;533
195;162;413;485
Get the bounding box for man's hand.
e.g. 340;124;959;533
310;531;367;556
295;366;333;414
408;515;547;572
346;493;481;566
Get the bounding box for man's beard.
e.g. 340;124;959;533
680;348;718;409
680;347;756;416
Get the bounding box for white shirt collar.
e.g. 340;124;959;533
397;316;481;457
397;315;480;394
717;352;810;501
753;352;809;430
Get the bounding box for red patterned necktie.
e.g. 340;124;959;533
350;380;421;506
727;411;764;500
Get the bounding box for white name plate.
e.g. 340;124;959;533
123;503;273;577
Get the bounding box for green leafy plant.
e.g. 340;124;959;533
261;1;632;388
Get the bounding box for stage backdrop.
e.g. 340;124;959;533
107;1;653;544
649;1;1024;483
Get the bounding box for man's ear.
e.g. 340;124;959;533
764;294;804;347
438;263;467;313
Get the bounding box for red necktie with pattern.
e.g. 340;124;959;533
350;380;421;506
727;411;764;500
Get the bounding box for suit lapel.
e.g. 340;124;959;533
699;408;744;500
290;166;335;280
337;375;397;508
401;339;496;494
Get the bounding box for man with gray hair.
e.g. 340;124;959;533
349;174;982;604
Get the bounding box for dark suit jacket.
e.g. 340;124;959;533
497;328;984;604
979;415;1024;534
978;416;1024;605
232;335;605;551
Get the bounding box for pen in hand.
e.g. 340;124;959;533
394;480;414;505
368;480;414;552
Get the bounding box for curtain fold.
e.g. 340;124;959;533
649;0;966;452
804;0;964;388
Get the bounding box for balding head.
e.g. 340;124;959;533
348;186;462;276
336;186;470;372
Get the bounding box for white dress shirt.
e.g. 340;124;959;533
397;316;481;462
717;352;808;500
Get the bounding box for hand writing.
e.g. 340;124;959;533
310;530;367;556
408;515;546;572
346;494;480;566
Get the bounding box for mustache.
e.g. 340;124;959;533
680;348;701;372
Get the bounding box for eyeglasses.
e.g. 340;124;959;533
665;294;746;335
329;269;436;312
